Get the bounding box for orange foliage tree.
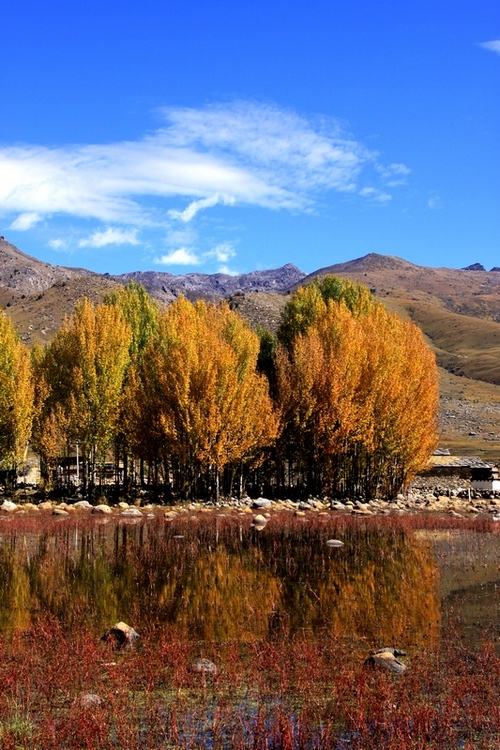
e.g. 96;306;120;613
274;277;438;498
125;297;279;500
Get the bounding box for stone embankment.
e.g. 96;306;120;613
1;484;500;519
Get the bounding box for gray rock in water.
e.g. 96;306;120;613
164;510;179;521
251;514;268;529
252;497;272;509
77;693;102;708
72;500;93;510
331;501;347;511
92;504;113;515
374;647;407;657
190;657;219;676
101;621;139;650
120;507;143;517
365;649;407;674
52;507;69;517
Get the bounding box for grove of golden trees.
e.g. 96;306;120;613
0;276;439;500
274;278;439;498
124;296;279;500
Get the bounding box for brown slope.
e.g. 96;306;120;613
303;253;500;321
299;253;500;385
0;237;121;346
6;275;122;347
0;236;94;296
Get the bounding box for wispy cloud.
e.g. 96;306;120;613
48;238;66;250
428;193;442;210
207;242;236;264
376;162;411;187
168;193;235;222
78;227;139;248
9;211;42;230
479;40;500;55
358;187;391;203
0;102;406;233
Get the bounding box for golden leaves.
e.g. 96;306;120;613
0;313;34;469
275;277;439;497
126;297;279;498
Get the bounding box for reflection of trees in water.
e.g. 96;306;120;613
0;517;439;645
158;547;281;641
255;523;440;645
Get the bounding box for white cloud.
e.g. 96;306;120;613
376;162;411;186
154;241;237;270
217;265;239;276
154;248;201;265
358;187;391;203
428;194;442;210
0;101;404;230
479;40;500;55
48;238;66;250
78;227;139;248
9;211;42;230
206;242;236;263
168;193;235;222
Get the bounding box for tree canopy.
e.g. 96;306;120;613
0;313;33;471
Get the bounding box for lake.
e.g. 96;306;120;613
0;510;498;748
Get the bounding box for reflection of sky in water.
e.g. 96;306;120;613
423;529;500;647
0;515;441;648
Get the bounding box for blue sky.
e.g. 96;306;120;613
0;0;498;275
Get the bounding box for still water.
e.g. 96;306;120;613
0;512;450;648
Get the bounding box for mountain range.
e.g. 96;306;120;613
2;235;500;460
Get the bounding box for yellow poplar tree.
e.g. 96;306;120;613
104;281;159;362
34;299;132;490
276;279;439;498
127;297;279;499
0;313;34;472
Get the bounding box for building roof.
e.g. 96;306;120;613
426;455;494;469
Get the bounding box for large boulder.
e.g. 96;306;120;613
252;498;272;509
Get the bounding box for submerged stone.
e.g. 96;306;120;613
251;514;268;528
52;508;69;517
190;657;219;676
72;500;93;510
77;693;102;708
365;648;407;674
120;507;143;517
